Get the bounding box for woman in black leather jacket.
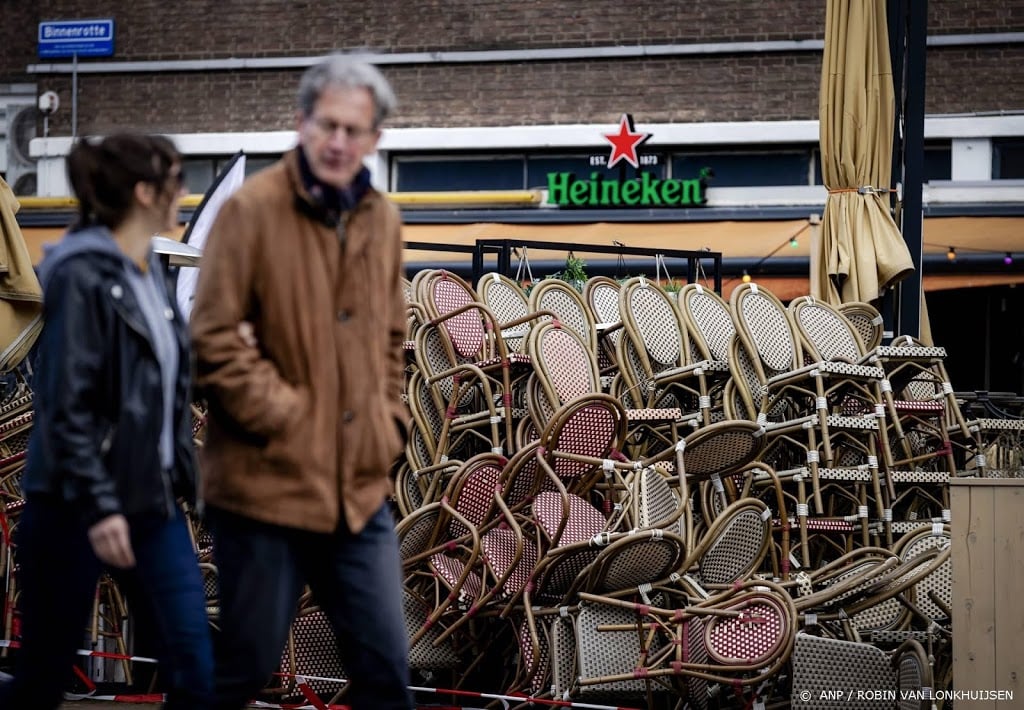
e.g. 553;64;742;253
0;133;213;709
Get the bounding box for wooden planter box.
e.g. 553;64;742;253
951;478;1023;708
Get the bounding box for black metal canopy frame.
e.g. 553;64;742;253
404;239;723;292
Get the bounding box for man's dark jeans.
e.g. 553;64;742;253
208;503;413;710
0;496;213;709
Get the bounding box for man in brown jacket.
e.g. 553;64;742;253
190;56;413;709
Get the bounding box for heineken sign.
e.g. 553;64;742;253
545;113;708;208
547;171;705;207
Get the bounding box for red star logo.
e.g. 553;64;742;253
603;114;651;169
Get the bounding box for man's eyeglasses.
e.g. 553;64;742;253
308;116;376;142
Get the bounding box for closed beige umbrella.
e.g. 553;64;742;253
0;176;43;373
815;0;914;306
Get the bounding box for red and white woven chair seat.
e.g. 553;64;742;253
431;279;485;359
481;528;538;598
448;459;503;537
625;407;683;421
429;553;483;602
891;399;946;413
533;490;606;547
517;617;551;694
775;518;857;532
545;402;624;480
703;594;789;668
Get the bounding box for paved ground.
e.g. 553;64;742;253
61;704;160;709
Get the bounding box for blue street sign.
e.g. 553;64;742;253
38;19;115;59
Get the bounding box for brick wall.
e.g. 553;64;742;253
42;53;827;135
3;0;1023;136
927;46;1024;115
0;2;39;83
17;0;1020;59
29;0;830;57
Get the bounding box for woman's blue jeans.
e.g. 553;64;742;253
0;496;214;709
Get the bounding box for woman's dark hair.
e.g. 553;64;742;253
66;133;180;230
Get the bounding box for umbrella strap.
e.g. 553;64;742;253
828;186;894;195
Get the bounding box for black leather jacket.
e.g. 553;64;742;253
22;228;198;527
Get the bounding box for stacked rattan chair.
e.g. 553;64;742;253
730;285;893;562
413;269;533;459
527;278;600;357
576;577;798;707
955;393;1024;500
618;277;716;426
476;271;533;354
0;388;31;666
525;319;683;460
791;632;933;710
0;266;981;708
378;272;982;707
582;275;626;377
676;283;739;424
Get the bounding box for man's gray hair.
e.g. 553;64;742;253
297;55;397;127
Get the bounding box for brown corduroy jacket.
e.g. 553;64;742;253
190;149;407;534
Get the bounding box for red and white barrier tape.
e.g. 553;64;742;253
2;641;642;710
0;639;159;665
270;673;645;710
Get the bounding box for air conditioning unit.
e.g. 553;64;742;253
4;104;38;196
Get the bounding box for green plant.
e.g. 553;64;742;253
562;253;588;283
661;278;682;293
546;253;588;291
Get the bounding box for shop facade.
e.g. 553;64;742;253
2;0;1023;391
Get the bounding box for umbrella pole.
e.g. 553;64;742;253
892;0;928;340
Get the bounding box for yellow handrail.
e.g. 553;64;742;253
16;189;544;211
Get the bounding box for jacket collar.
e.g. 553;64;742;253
285;149;382;258
298;147;371;212
286;149;372;227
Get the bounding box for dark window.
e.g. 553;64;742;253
393;147;844;192
674;151;811;187
923;144;952;182
993;139;1024;179
181;159;214;195
814;142;951;185
235;156;277;177
183;155;280;194
527;154;665;189
393;157;524;191
527;156;588;188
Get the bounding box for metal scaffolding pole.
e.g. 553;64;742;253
890;0;928;339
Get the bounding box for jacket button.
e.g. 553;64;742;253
342;410;355;422
337;310;349;322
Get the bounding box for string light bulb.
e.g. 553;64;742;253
742;270;752;283
1005;253;1014;265
789;236;799;248
947;247;956;261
